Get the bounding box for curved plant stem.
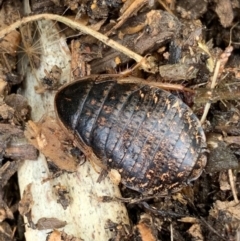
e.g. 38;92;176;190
0;13;157;73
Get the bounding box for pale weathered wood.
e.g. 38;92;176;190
17;11;129;241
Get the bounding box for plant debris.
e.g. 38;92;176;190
24;116;80;172
1;0;240;241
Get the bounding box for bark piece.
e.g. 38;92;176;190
0;161;18;188
206;133;238;173
0;123;38;160
90;10;181;73
0;222;13;241
159;63;198;80
215;0;234;27
24;117;79;172
176;0;207;19
4;94;31;123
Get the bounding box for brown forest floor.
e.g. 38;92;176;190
1;0;240;240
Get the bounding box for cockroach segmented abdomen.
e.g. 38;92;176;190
55;76;207;194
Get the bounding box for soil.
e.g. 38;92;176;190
1;0;240;241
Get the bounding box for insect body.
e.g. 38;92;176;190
55;75;207;194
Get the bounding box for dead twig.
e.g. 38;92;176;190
199;217;227;241
228;169;239;203
0;13;157;73
200;22;239;123
200;45;233;123
107;0;149;35
158;0;174;14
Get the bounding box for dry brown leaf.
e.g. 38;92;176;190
47;230;83;241
133;214;157;241
47;230;62;241
178;217;199;223
0;31;21;56
219;172;231;191
187;223;204;241
36;217;67;230
71;40;91;78
24;116;79;172
0;200;14;222
18;183;33;216
210;200;240;220
0;2;21;56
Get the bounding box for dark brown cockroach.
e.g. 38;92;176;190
54;75;207;195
